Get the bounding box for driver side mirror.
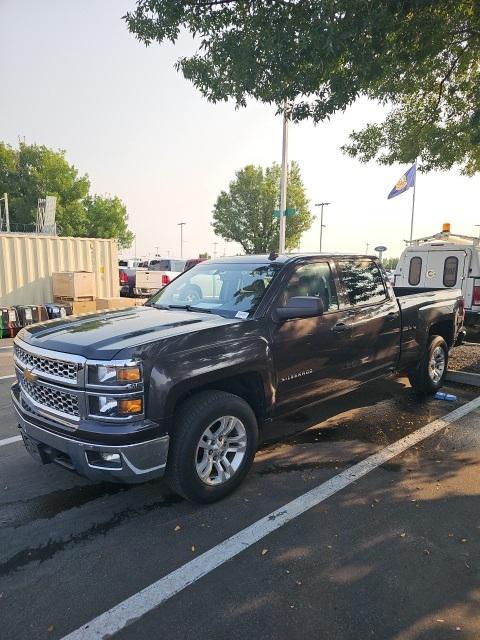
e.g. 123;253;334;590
275;296;325;321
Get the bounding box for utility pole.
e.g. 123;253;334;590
212;242;218;258
154;246;160;256
0;194;10;232
315;202;330;252
178;222;186;258
279;102;289;254
4;194;10;232
365;242;370;254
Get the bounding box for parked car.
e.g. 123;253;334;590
395;224;480;326
12;253;464;503
119;258;142;269
119;268;136;297
134;258;186;296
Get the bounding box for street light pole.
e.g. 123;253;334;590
315;202;331;252
178;222;186;258
212;242;218;258
279;103;289;254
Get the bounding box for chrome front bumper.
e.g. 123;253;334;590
12;384;169;484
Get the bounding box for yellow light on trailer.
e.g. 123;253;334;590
442;223;451;233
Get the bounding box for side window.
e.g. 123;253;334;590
408;256;422;286
283;262;339;311
443;256;459;287
173;260;186;272
338;260;387;306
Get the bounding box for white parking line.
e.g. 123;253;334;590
0;374;15;381
61;394;480;640
0;435;22;447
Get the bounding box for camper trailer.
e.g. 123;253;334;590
395;224;480;324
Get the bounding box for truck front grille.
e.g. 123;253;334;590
21;379;80;418
14;345;79;382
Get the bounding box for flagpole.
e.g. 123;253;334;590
409;158;417;242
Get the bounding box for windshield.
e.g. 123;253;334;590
149;262;281;318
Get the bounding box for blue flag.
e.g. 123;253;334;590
387;163;416;199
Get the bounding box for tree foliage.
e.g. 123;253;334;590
0;142;134;247
382;257;399;270
212;161;313;254
125;1;480;174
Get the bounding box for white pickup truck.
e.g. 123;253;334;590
134;258;186;296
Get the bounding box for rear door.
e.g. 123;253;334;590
422;250;467;291
335;259;401;380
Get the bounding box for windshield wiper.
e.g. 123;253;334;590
166;304;213;314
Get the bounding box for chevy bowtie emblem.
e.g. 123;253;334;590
23;368;38;384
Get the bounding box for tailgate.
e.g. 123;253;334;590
135;270;164;289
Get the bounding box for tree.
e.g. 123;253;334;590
125;1;480;174
0;142;134;247
212;161;313;253
382;257;399;270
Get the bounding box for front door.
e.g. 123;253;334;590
270;260;357;415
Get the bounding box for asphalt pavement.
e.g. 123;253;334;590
0;343;479;640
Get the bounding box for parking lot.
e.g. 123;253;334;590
1;341;479;640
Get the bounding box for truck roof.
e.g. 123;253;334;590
207;253;376;265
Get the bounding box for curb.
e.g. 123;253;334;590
446;369;480;387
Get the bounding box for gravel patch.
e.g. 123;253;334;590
449;344;480;374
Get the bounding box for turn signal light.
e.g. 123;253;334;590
442;223;451;233
117;367;142;383
118;398;143;415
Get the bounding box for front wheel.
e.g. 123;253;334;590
166;390;258;503
408;335;448;395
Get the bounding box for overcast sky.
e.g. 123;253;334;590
1;0;478;260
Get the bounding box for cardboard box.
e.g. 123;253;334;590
68;300;97;315
95;297;136;311
52;271;96;300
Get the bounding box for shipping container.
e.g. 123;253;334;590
0;234;119;306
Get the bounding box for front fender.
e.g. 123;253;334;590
147;336;274;427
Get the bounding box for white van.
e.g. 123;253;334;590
395;225;480;324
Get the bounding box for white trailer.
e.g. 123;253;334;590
394;224;480;324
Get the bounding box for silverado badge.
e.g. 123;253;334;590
23;368;38;384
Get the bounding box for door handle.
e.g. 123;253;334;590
332;322;348;333
386;312;397;322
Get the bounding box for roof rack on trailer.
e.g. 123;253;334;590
406;231;480;247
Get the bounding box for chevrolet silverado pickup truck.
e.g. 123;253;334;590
11;254;464;503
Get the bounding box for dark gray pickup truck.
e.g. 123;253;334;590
11;254;464;502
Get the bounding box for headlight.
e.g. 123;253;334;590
89;395;144;418
88;362;142;386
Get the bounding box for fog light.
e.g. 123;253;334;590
100;452;121;463
118;398;143;415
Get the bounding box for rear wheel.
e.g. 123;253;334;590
166;390;258;503
408;335;448;395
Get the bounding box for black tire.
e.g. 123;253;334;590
408;335;448;395
166;390;258;503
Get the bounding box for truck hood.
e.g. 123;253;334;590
18;306;238;359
